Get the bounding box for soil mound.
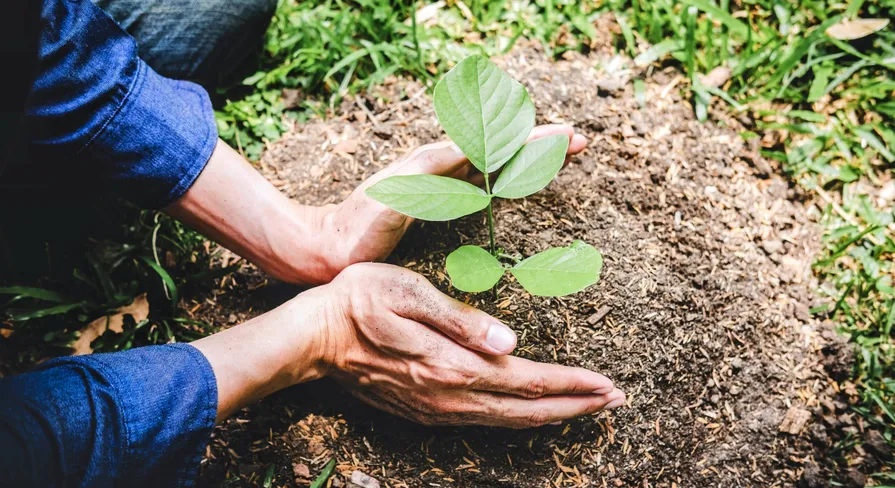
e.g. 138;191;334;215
200;45;836;487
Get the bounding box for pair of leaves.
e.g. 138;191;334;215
446;241;603;297
365;55;569;221
365;133;569;220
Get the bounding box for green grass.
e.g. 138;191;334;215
213;0;604;159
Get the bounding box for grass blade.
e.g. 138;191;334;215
0;286;71;303
310;459;336;488
139;256;179;308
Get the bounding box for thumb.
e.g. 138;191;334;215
393;272;517;355
393;141;470;177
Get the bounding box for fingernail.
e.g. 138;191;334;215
486;323;517;353
549;421;562;426
604;391;626;410
593;385;614;395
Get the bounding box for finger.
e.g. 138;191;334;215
569;133;587;154
482;388;626;428
389;272;517;356
465;126;588;187
527;125;587;156
472;356;615;398
393;141;469;177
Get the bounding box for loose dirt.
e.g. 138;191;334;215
198;43;845;487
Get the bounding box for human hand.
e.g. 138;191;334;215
318;124;588;277
317;263;624;428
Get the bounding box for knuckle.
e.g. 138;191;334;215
387;269;422;295
336;262;376;283
525;408;551;427
449;307;478;341
419;148;440;166
408;145;438;165
521;375;548;398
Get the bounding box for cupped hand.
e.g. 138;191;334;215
318;263;624;428
320;125;588;275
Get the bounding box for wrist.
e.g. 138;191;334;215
191;284;340;420
265;202;341;285
277;284;343;383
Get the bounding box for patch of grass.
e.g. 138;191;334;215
0;206;224;372
214;0;603;159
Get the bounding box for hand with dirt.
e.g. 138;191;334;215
319;263;625;427
167;126;586;286
319;124;588;278
194;263;624;425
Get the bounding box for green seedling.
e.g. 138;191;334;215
366;55;602;297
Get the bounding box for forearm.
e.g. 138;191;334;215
165;139;338;284
192;285;336;420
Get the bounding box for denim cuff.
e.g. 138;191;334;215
79;60;218;209
83;343;217;485
31;343;218;486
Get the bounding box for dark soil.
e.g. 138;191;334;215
197;44;846;487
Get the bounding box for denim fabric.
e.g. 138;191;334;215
0;344;218;487
12;0;219;208
95;0;276;84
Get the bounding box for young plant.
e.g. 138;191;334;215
366;55;602;297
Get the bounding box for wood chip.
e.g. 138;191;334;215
779;407;811;435
587;305;612;325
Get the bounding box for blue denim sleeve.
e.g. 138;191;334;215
24;0;218;208
0;344;218;487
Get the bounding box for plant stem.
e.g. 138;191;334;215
483;174;498;300
483;175;497;256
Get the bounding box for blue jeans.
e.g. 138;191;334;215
94;0;277;84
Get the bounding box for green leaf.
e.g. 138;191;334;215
0;286;71;303
446;246;505;293
809;65;831;102
853;128;895;163
511;241;602;297
634;39;683;67
633;79;646;107
366;174;492;221
433;55;535;174
570;15;599;41
310;459;336;488
139;256;179;307
492;134;569;199
679;0;750;38
262;464;275;488
6;302;88;322
787;110;826;123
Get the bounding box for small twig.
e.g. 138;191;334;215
355;97;381;128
